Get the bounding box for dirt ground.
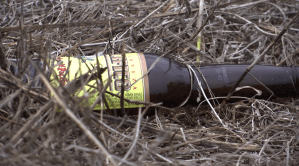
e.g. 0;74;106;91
1;0;299;165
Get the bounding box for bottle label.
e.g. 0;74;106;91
51;53;150;109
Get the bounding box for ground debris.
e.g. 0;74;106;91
0;0;299;165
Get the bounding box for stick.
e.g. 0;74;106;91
0;33;7;70
196;0;205;62
120;42;126;115
0;17;139;32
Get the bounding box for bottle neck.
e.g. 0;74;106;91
192;64;299;99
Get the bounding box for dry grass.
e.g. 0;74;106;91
1;0;299;165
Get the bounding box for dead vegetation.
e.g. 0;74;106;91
1;0;299;165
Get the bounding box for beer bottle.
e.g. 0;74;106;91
6;53;299;109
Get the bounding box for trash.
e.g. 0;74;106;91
6;53;299;108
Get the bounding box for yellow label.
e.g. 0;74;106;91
51;53;149;109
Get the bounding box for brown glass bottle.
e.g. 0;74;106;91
6;54;299;108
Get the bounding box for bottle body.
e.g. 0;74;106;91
6;53;299;109
51;53;150;109
144;54;192;107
